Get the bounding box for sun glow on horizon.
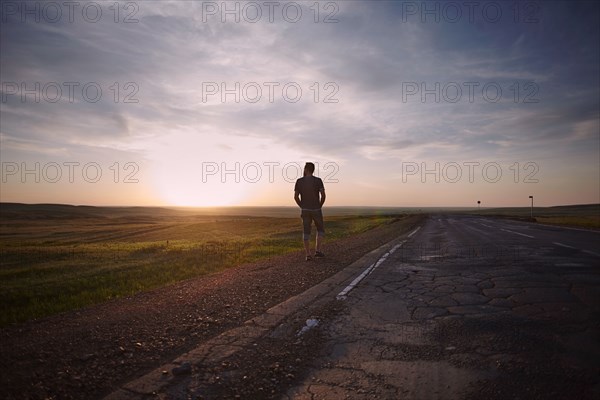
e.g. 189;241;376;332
155;172;251;207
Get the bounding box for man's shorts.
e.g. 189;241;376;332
301;209;325;240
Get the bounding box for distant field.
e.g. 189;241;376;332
464;204;600;229
0;203;407;326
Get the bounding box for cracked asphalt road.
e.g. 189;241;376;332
284;215;600;399
106;214;599;399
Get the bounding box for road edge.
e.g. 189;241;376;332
103;219;423;399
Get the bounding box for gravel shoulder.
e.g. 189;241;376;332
0;215;423;400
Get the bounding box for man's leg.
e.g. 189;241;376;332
314;210;325;256
301;211;312;258
304;239;311;256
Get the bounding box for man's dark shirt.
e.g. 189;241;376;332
294;176;324;210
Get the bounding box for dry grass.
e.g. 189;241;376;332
0;206;402;326
468;204;599;230
534;215;600;229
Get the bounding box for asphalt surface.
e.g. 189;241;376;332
108;215;600;399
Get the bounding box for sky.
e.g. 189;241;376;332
1;0;599;207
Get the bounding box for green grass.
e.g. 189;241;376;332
0;208;401;326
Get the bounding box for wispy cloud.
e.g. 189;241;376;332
1;0;598;206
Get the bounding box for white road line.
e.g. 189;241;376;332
553;243;599;257
336;263;376;299
500;228;535;239
408;226;421;238
480;223;494;228
535;223;600;234
553;242;577;249
582;250;600;257
337;226;421;300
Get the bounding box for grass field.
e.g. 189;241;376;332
0;204;405;326
464;204;600;229
3;202;595;326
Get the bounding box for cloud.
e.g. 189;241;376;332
1;1;598;205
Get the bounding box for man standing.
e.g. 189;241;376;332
294;162;326;261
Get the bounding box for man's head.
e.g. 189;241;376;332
304;162;315;176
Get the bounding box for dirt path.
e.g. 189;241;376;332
0;215;422;400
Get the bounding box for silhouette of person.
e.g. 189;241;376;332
294;162;326;261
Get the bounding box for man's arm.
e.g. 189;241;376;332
294;191;302;208
319;188;326;207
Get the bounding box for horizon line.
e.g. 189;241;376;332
1;202;598;209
